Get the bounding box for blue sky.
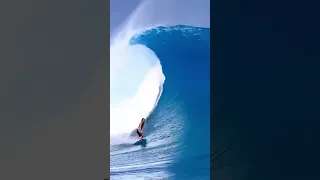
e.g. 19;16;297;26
111;0;142;35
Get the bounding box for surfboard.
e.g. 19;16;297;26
134;138;147;145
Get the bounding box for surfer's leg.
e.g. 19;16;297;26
137;130;143;140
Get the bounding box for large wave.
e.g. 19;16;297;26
110;0;210;179
110;0;209;138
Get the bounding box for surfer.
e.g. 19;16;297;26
137;118;145;141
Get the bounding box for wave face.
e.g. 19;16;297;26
110;25;210;179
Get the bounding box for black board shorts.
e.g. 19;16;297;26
137;129;143;137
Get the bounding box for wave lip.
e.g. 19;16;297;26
111;0;210;42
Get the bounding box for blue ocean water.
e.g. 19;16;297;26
110;25;210;179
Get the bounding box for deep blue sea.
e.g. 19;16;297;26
110;25;210;180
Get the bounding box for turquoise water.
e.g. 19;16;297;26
110;25;210;180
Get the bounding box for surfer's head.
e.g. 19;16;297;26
141;118;145;123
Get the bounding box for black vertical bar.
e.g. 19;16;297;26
211;0;320;179
0;0;110;179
